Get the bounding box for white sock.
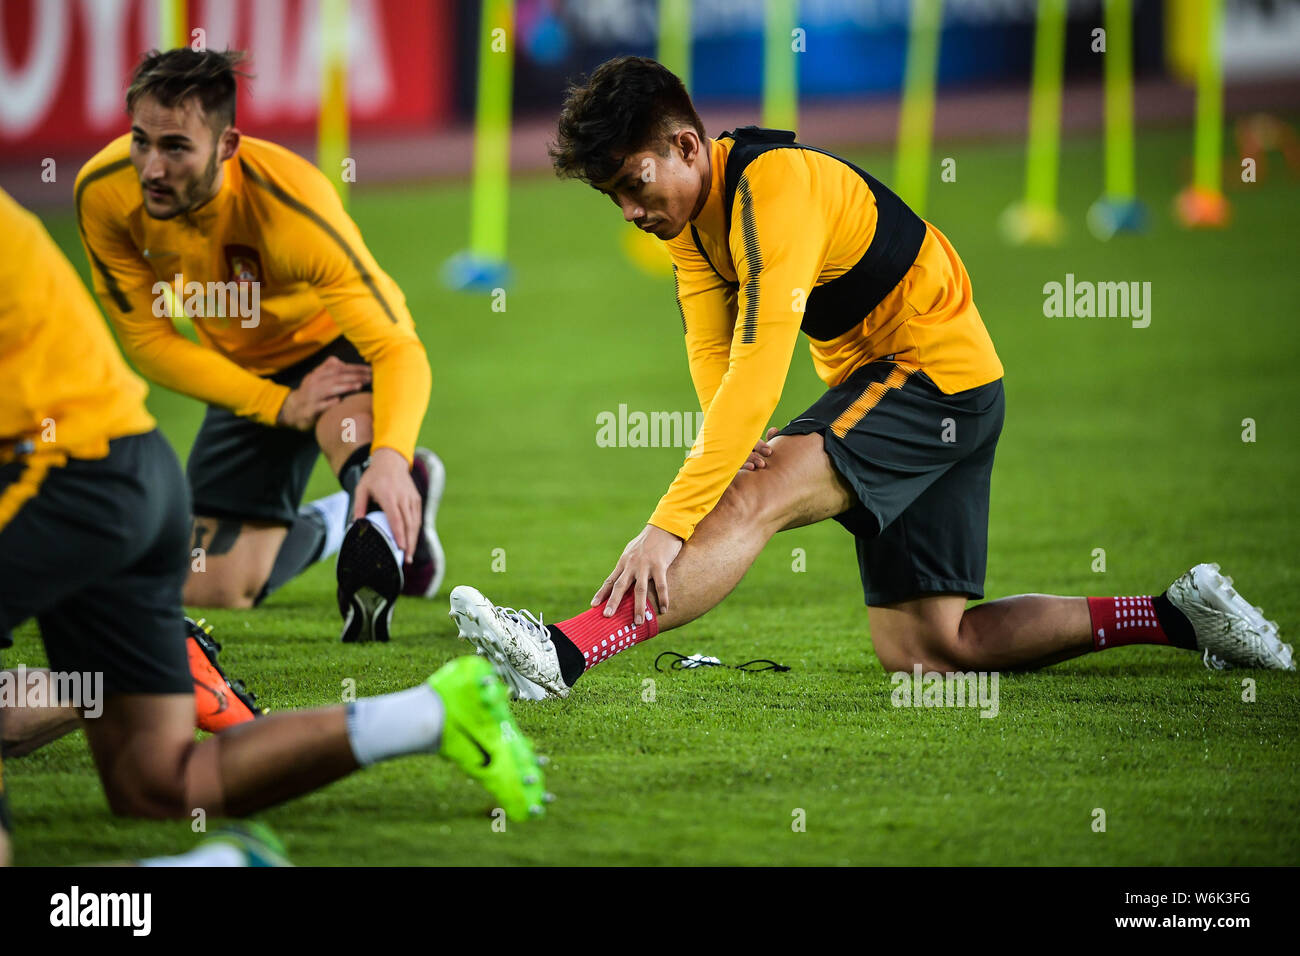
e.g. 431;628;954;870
345;683;444;767
139;843;247;867
363;510;406;565
306;490;350;560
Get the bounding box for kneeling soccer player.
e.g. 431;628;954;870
75;47;444;641
2;616;264;762
0;188;546;851
448;56;1292;699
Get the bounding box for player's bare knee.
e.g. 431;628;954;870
945;614;989;670
876;644;945;674
183;573;260;609
103;769;188;820
709;476;764;530
874;628;968;673
718;470;795;534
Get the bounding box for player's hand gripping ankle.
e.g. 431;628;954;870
592;524;683;625
352;447;421;563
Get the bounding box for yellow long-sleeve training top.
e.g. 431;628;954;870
0;187;155;469
654;127;1004;541
74;135;431;464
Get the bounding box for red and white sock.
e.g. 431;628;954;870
1087;595;1178;651
554;593;660;674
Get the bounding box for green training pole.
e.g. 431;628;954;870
622;0;692;279
659;0;692;92
1024;0;1066;213
318;0;351;207
1192;0;1224;194
159;0;187;49
763;0;798;131
1103;0;1135;201
469;0;514;266
445;0;514;287
894;0;944;217
1174;0;1229;227
1002;0;1067;243
157;0;189;326
1088;0;1146;238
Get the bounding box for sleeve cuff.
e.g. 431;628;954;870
370;443;414;468
648;512;695;543
251;382;292;426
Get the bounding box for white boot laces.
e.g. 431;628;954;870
495;606;550;644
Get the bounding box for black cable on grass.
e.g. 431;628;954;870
654;651;790;673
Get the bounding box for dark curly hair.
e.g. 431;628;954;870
126;48;249;133
549;56;705;186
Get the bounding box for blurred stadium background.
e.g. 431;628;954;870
2;1;1299;865
4;0;1300;204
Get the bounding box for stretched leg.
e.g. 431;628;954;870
652;432;853;631
81;653;545;822
82;693;356;818
450;432;855;696
865;579;1253;673
868;594;1093;673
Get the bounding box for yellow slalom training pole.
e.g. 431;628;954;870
1175;0;1230;228
1001;0;1068;245
1088;0;1146;239
159;0;187;49
623;0;693;278
763;0;798;132
445;0;515;291
318;0;351;208
894;0;944;218
158;0;190;331
659;0;692;94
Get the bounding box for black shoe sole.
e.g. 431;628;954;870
337;518;403;643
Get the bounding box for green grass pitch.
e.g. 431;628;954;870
7;122;1299;865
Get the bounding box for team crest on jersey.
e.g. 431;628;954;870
224;244;262;284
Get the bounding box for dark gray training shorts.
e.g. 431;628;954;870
778;360;1005;606
0;429;192;696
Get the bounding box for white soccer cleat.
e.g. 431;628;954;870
448;585;569;700
1166;563;1293;671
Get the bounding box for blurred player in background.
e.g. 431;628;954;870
0;187;546;866
75;48;443;642
449;56;1292;700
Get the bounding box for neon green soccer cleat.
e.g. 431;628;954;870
429;656;549;821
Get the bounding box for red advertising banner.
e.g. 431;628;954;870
0;0;453;159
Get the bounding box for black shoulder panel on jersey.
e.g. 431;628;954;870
718;126;926;342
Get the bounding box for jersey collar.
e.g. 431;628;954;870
689;136;731;240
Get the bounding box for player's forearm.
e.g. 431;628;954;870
121;329;289;423
366;339;432;465
686;343;729;416
648;374;784;541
